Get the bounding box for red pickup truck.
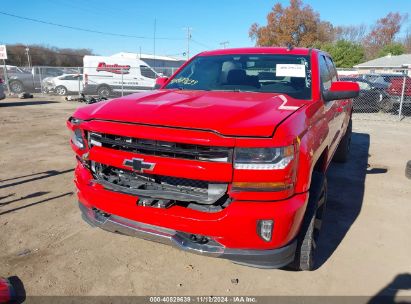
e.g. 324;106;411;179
67;47;359;270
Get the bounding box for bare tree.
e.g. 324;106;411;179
403;26;411;52
334;24;367;43
363;12;408;59
6;44;94;67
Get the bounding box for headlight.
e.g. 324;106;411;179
234;146;294;170
69;117;84;125
71;128;85;149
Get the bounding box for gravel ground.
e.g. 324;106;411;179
0;96;410;301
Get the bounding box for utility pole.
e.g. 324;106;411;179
183;27;192;60
220;41;229;49
25;46;31;68
2;59;11;94
153;18;157;69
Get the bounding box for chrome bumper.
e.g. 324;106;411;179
79;202;297;268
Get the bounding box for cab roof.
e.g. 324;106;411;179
199;47;316;57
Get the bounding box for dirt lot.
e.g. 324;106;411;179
0;96;410;300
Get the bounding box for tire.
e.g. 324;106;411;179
288;172;327;271
333;118;352;163
9;80;24;94
379;98;394;113
97;86;111;98
55;86;68;96
406;160;411;179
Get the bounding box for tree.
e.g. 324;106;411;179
363;12;408;59
249;0;334;47
403;27;411;53
321;40;365;68
334;25;367;43
377;43;406;57
6;44;94;67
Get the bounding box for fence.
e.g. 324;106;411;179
337;68;411;121
1;65;410;120
0;65;179;99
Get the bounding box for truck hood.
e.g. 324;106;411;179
74;90;306;137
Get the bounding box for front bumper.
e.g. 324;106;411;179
79;202;297;268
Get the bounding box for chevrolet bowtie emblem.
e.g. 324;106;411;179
123;158;155;173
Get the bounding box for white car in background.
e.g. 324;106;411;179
43;74;84;95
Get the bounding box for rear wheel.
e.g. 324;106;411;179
333;118;352;163
288;172;327;271
9;80;24;94
97;85;111;98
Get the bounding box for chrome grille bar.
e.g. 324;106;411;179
88;132;232;162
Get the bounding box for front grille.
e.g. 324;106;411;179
90;162;227;205
88;132;232;162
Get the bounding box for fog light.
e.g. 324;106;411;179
257;220;274;242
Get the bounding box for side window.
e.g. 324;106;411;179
319;55;332;91
357;81;370;90
140;66;157;79
325;57;338;82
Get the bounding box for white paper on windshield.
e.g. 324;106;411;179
276;64;306;77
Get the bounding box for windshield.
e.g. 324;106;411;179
165;54;312;99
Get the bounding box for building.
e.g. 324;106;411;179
354;53;411;75
111;52;186;76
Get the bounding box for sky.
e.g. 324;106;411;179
1;0;410;58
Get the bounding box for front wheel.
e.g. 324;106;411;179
379;98;394;113
55;86;68;96
288;172;327;271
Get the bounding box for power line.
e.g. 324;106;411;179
165;52;186;57
220;41;229;49
191;39;214;50
0;11;185;41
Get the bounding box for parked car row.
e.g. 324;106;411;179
1;55;160;97
340;73;411;113
340;77;390;112
0;66;82;94
1;63;410;115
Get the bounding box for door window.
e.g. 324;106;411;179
357;81;371;90
319;55;332;91
325;57;338;82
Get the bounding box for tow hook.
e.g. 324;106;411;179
137;198;174;209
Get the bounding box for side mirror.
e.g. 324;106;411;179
154;77;169;89
323;81;360;101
